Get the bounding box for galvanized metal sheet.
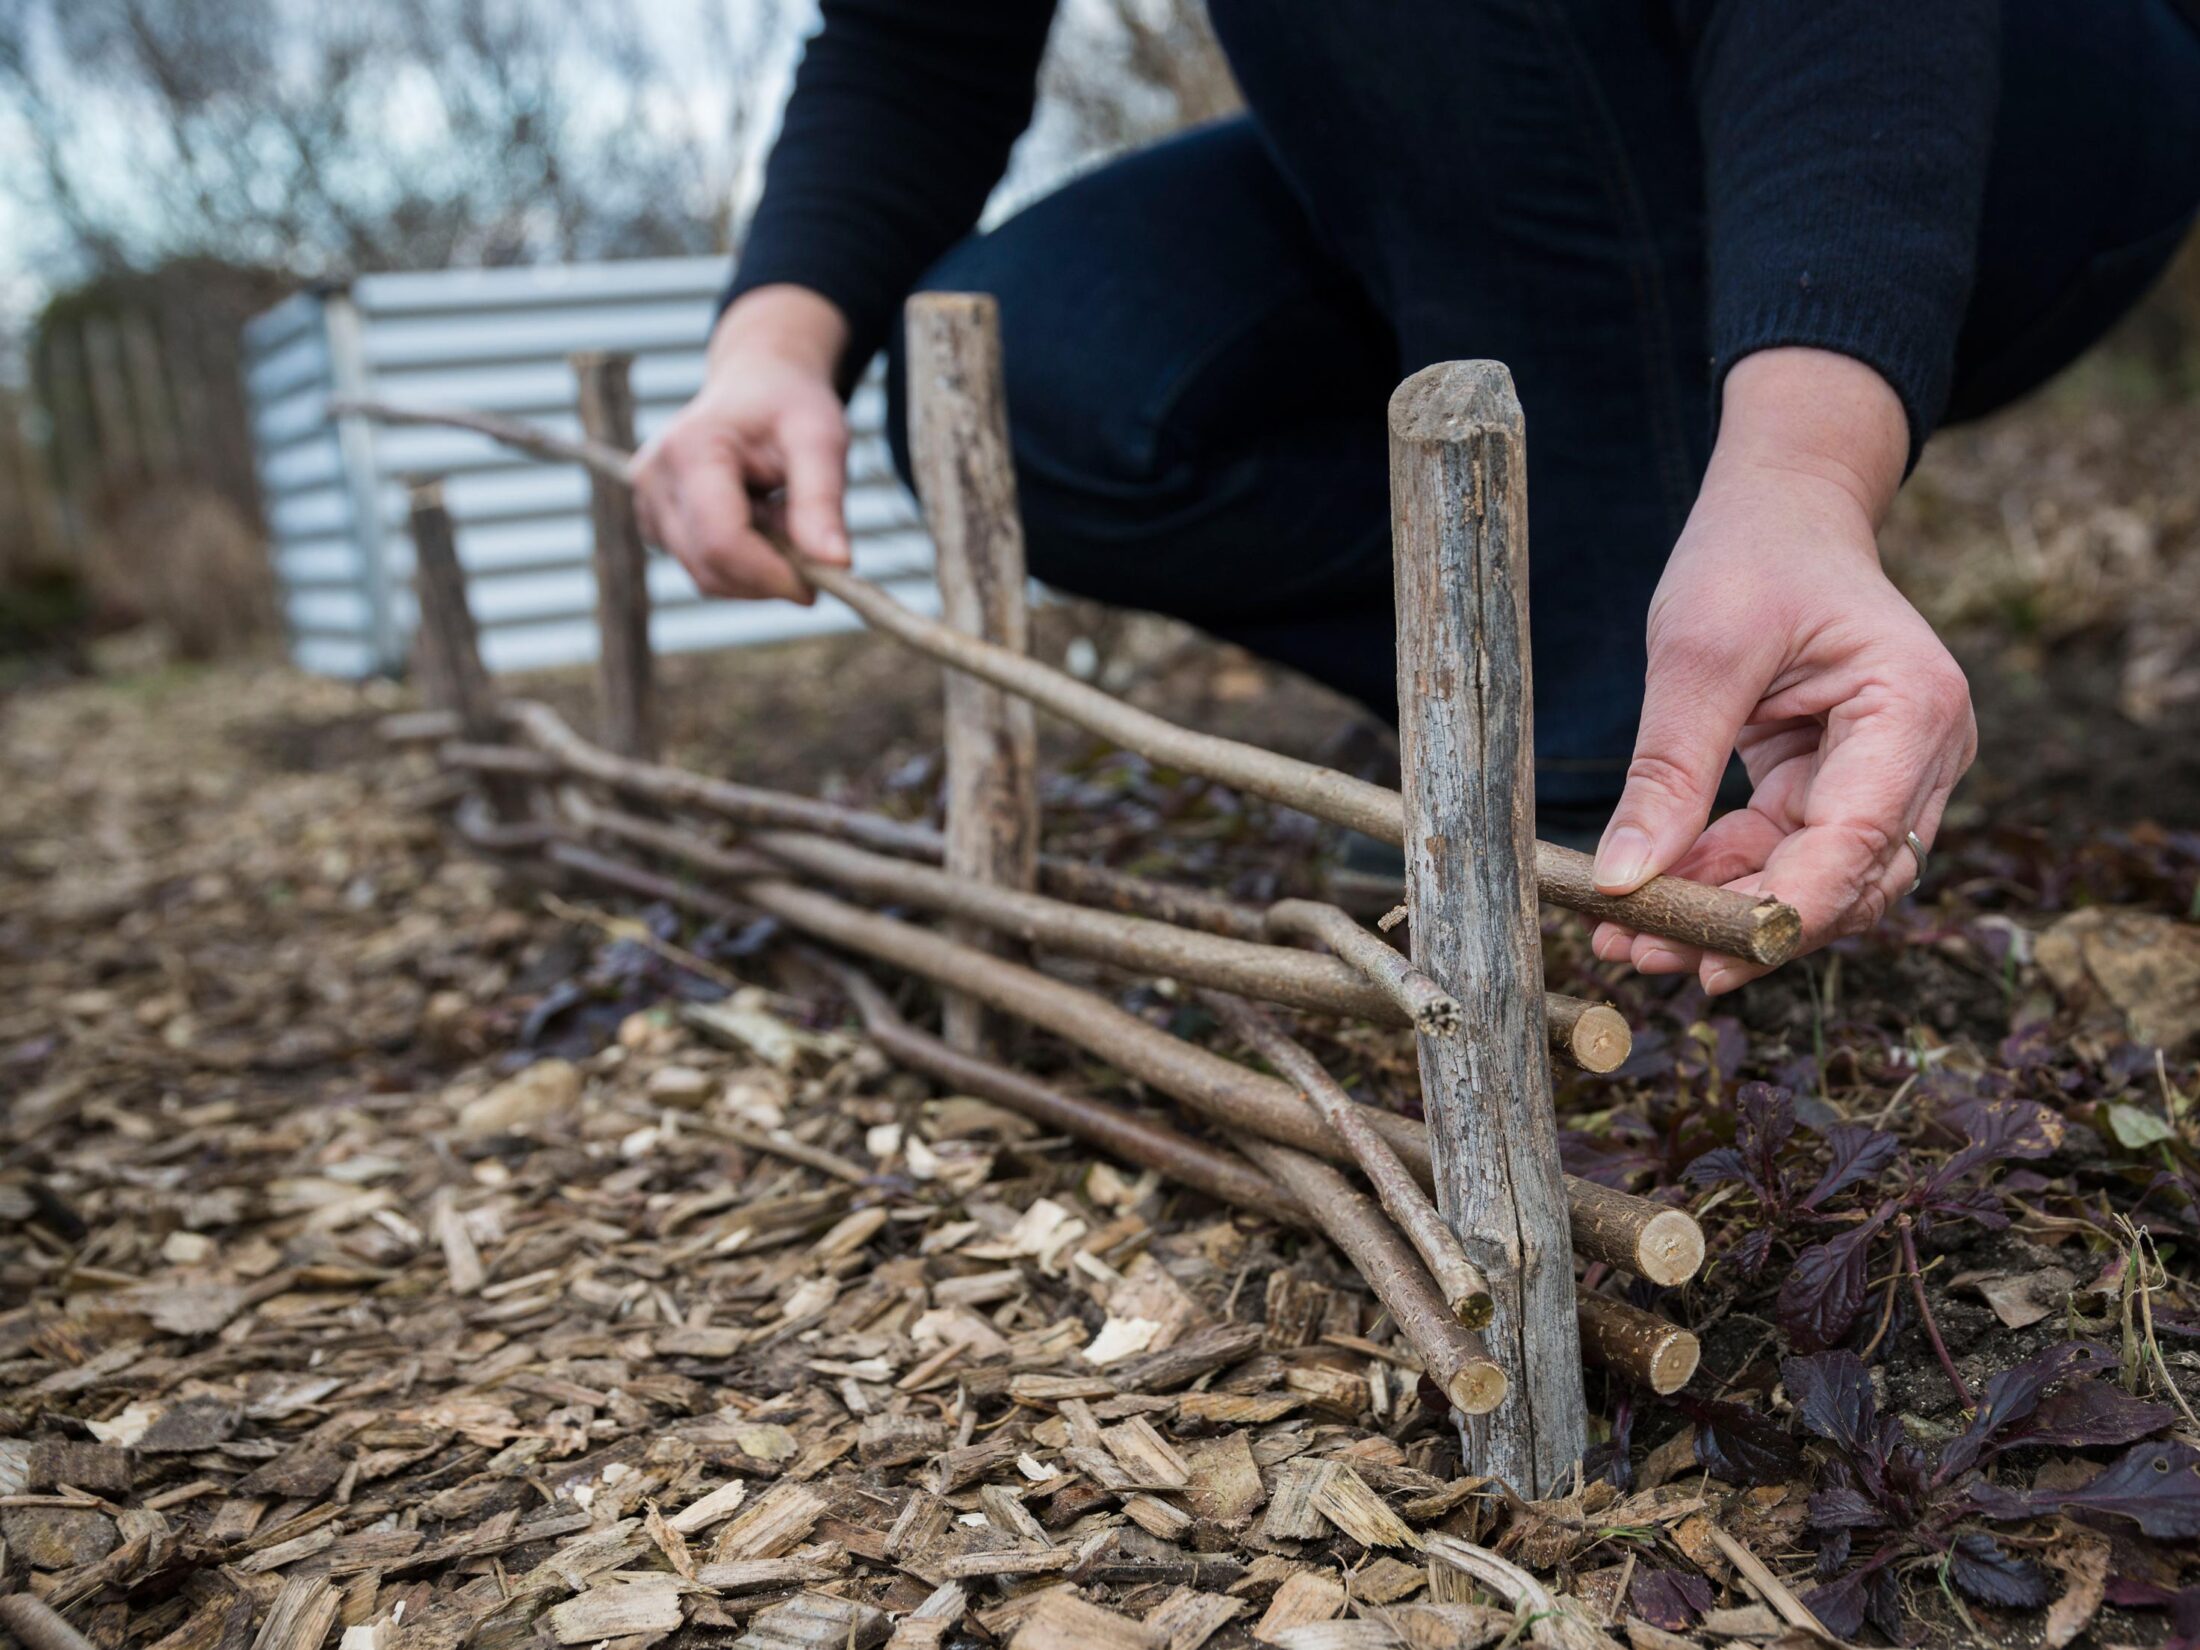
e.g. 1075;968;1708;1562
244;257;934;678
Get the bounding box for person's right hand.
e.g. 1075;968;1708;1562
633;284;855;604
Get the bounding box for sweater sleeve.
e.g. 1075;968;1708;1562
1685;1;2001;464
725;0;1058;381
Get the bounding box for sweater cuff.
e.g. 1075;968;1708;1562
1711;292;1954;475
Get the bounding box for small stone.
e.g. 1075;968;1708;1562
648;1065;713;1105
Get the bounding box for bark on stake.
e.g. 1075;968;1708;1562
1389;361;1585;1495
906;294;1039;1054
573;353;657;761
339;395;1799;963
408;481;527;820
1202;990;1492;1328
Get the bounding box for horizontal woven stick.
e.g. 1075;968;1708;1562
1574;1288;1700;1395
1204;989;1492;1329
831;962;1303;1223
533;818;1698;1286
1265;897;1460;1036
473;711;1628;1069
344;398;1801;965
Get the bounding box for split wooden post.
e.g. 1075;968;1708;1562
904;293;1039;1054
409;480;526;819
573;352;658;761
1388;361;1586;1495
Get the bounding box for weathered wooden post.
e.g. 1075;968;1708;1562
1388;361;1587;1494
409;480;527;820
904;293;1039;1055
573;352;658;762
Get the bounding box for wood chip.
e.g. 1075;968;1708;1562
1007;1590;1156;1650
712;1482;826;1562
737;1592;889;1650
1311;1466;1420;1550
1253;1572;1347;1644
1143;1589;1246;1650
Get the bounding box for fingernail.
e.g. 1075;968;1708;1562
1703;961;1744;995
1594;825;1652;892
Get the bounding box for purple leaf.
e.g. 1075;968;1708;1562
1937;1341;2112;1481
1782;1350;1878;1457
2051;1441;2200;1537
1947;1531;2053;1609
1731;1224;1775;1278
1928;1099;2069;1193
1627;1569;1712;1632
1801;1122;1903;1211
1680;1397;1804;1486
1801;1572;1868;1639
1683;1146;1748;1189
1972;1441;2200;1537
1806;1484;1887;1529
2012;1378;2179;1450
1777;1212;1889;1352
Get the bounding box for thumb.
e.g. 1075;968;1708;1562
779;407;851;567
1595;635;1763;894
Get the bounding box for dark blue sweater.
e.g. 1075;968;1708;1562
728;0;2001;459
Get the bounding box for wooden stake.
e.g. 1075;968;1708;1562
905;294;1039;1054
1389;361;1584;1495
1202;991;1492;1328
408;482;528;820
573;353;658;761
340;396;1802;965
1573;1289;1699;1395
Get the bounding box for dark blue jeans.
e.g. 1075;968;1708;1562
887;0;2200;817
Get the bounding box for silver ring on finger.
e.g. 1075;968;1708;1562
1905;830;1928;896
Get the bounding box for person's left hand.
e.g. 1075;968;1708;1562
1587;348;1978;994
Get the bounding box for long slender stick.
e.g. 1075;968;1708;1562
492;709;1623;1064
832;961;1302;1224
510;783;1691;1282
0;1596;99;1650
338;398;1802;964
566;839;1692;1281
833;958;1663;1408
1265;898;1460;1036
1230;1132;1507;1414
1203;990;1492;1329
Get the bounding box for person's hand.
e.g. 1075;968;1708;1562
633;284;854;604
1589;348;1977;994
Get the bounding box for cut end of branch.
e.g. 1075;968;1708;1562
1646;1330;1702;1396
1747;899;1805;967
1445;1358;1509;1416
1567;1004;1632;1073
1413;995;1464;1038
1636;1208;1707;1288
1448;1287;1495;1331
1387;360;1521;441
